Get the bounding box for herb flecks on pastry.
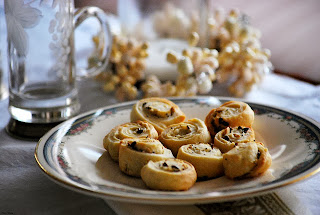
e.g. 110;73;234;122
205;101;254;137
103;121;158;161
142;101;174;118
131;97;186;134
159;118;212;156
214;126;255;153
177;143;224;179
127;139;164;154
248;142;272;177
119;138;174;177
141;159;197;191
222;142;259;179
159;159;188;172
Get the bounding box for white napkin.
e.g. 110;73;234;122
245;73;320;122
105;188;312;215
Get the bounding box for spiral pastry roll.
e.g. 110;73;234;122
141;159;197;191
205;101;254;137
103;121;158;161
159;118;212;156
222;142;259;179
177;143;224;179
118;138;174;177
130;97;186;134
214;126;255;153
248;142;272;177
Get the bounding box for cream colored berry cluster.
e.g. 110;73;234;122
93;5;272;100
152;3;199;40
208;8;272;96
217;41;272;97
141;44;219;97
95;35;149;101
145;7;272;98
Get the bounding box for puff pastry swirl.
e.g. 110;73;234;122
214;126;255;153
248;142;272;177
177;143;224;179
118;138;174;177
223;141;272;179
130;97;186;134
159;118;212;156
103;121;158;161
141;158;197;191
205;101;254;137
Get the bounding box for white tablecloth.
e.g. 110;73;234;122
1;73;320;214
1;1;320;213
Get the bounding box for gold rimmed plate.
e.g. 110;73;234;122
35;96;320;204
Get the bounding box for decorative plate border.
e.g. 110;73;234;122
35;97;320;203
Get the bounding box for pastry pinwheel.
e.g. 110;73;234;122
222;141;271;179
130;97;186;134
214;126;255;153
249;142;272;177
141;158;197;191
159;118;212;155
177;143;224;179
103;120;158;161
205;101;254;137
118;138;174;177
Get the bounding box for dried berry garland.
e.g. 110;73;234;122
92;5;272;100
141;44;219;97
93;35;149;101
207;8;273;96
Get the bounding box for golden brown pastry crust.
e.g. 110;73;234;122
214;126;255;153
177;143;224;179
130;97;186;134
205;101;254;137
159;118;212;156
103;121;158;161
118;138;174;177
222;142;258;179
141;158;197;191
248;142;272;177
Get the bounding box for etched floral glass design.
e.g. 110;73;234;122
5;0;79;123
5;0;42;57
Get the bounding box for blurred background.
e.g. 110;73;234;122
75;0;320;84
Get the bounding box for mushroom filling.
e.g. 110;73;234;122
135;127;144;134
220;106;242;117
211;117;229;132
128;140;164;154
142;102;174;118
159;161;187;172
218;117;229;127
222;126;252;143
186;143;212;154
171;124;194;137
257;150;261;160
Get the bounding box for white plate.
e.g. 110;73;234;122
35;96;320;204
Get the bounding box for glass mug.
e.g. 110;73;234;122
4;0;111;124
0;50;8;100
0;9;8;101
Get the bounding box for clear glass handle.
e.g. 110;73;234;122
74;6;112;79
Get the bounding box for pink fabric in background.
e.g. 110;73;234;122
209;0;320;83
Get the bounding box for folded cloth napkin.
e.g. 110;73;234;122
105;188;312;215
245;73;320;122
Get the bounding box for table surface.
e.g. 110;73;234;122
1;73;320;214
1;2;320;213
